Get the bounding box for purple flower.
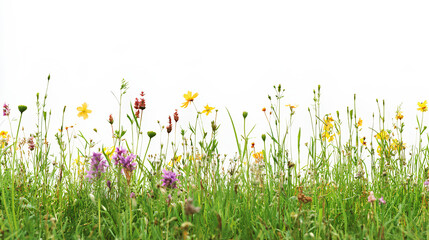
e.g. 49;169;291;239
86;152;109;181
120;154;137;172
106;180;112;190
3;104;10;116
424;179;429;186
161;169;179;189
112;146;128;165
130;192;136;198
378;196;386;204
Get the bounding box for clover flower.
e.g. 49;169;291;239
166;116;172;134
3;104;10;116
368;191;376;203
161;169;179;189
174;109;179;122
86;152;109;181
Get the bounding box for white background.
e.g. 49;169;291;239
1;1;429;162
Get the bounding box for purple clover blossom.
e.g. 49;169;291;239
379;197;386;204
3;104;10;116
112;146;129;165
86;152;109;181
161;169;179;189
119;154;137;172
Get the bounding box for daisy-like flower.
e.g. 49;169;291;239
418;100;428;112
285;104;298;110
201;105;215;116
368;191;376;203
77;102;92;120
181;91;198;108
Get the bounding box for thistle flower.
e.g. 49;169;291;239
161;169;179;189
368;191;376;203
86;152;109;181
3;104;10;116
379;197;386;204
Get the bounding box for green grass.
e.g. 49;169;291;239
1;78;429;239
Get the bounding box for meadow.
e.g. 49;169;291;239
1;76;429;239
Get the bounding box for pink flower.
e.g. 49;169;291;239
3;104;10;116
368;191;376;203
378;196;386;204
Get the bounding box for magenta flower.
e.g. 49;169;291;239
112;146;129;165
3;104;10;116
86;152;109;181
161;169;179;189
130;192;136;198
378;196;386;204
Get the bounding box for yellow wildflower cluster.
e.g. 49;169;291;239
0;131;10;148
322;115;335;142
418;100;428;112
252;151;264;164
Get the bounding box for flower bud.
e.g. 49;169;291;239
147;131;156;139
18;105;27;113
242;111;248;119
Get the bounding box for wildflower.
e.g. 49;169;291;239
168;155;182;167
375;130;389;140
106;180;112;190
174;109;179;122
77;102;92;120
134;98;146;110
379;197;386;204
181;91;198;108
418;100;428;112
360;137;367;146
262;107;266;112
108;114;114;125
184;198;201;215
112;146;129;165
368;191;376;203
3;104;10;116
396;111;404;120
252;151;264;164
285;104;298;111
85;152;109;181
103;146;115;159
130;192;136;198
424;179;429;191
358;118;362;127
112;146;137;184
161;169;179;189
243;111;248;119
28;136;35;151
166;116;172;134
0;131;10;148
201;105;215;116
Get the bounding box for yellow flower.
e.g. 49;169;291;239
168;155;182;167
357;118;362;127
375;130;389;140
201;105;215;116
103;146;115;159
396;111;404;120
0;131;10;148
77;102;92;120
360;137;367;146
285;104;298;110
252;151;264;163
181;91;198;108
418;100;428;112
